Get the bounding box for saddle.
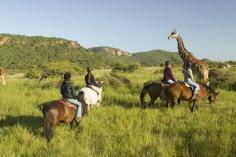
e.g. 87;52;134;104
86;85;100;95
180;81;195;91
58;99;77;111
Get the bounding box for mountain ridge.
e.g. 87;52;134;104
0;34;186;71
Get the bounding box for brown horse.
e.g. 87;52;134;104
161;81;219;112
140;81;169;108
42;96;87;142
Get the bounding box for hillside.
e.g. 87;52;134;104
0;34;182;73
89;46;182;66
133;49;182;66
0;34;108;71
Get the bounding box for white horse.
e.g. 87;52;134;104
77;82;103;111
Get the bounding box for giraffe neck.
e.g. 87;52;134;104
176;35;191;61
177;35;187;53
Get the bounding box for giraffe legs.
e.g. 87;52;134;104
0;76;6;86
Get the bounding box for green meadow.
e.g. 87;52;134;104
0;67;236;157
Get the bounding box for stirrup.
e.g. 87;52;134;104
191;95;198;101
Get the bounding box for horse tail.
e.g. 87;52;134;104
140;84;150;108
42;105;54;142
77;91;88;115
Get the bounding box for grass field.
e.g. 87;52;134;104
0;67;236;157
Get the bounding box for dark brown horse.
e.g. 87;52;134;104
161;81;219;111
140;81;168;108
42;96;87;142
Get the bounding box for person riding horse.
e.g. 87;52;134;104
61;72;82;122
162;60;176;84
183;61;200;100
85;66;99;87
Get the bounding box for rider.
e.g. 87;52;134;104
183;61;200;100
85;66;99;87
162;60;176;84
61;72;81;121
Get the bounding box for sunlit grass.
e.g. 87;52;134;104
0;67;236;157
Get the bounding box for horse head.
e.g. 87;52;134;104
206;85;219;104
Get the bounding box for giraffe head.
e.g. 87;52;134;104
168;29;179;40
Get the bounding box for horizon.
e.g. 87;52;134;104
0;0;236;61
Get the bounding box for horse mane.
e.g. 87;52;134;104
143;80;159;87
197;82;216;94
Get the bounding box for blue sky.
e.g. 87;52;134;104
0;0;235;60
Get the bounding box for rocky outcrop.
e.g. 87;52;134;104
90;46;132;57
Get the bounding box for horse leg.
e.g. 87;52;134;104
148;99;155;107
1;77;6;86
44;112;59;142
190;101;197;112
177;99;181;105
165;102;169;108
70;119;77;129
171;101;177;108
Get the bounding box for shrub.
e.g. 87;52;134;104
25;60;84;79
112;63;139;73
25;68;41;79
98;73;132;88
209;68;236;90
42;60;82;76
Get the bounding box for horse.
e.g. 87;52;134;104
42;96;87;142
140;81;169;108
161;81;219;112
77;82;103;111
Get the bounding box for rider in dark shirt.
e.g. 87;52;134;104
61;74;76;99
162;61;176;84
60;72;81;121
85;67;99;87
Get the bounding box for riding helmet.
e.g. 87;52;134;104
165;60;170;66
87;66;92;72
64;72;71;81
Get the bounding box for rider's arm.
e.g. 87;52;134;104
87;73;91;85
91;74;98;86
188;69;195;81
169;68;176;81
69;82;76;99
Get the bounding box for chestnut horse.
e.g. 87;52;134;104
140;81;169;108
42;96;87;142
161;81;219;112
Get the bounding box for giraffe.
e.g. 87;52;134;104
218;58;231;69
0;68;6;86
168;30;209;85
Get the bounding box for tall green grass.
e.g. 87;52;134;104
0;67;236;157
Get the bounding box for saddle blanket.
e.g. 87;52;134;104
58;99;77;111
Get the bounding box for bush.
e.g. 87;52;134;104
112;63;139;73
42;60;83;76
25;60;84;79
209;68;236;90
98;73;132;88
25;68;41;79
